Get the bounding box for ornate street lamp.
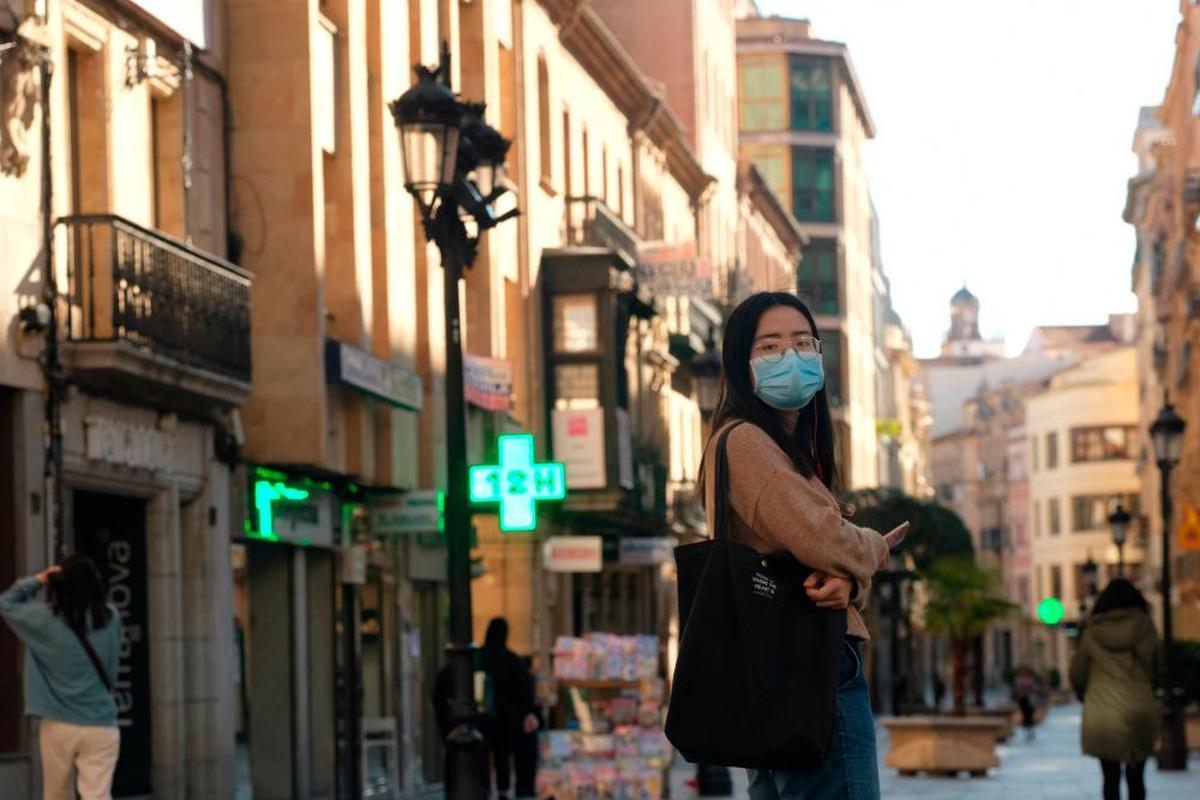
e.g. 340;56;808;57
391;63;462;219
390;46;519;800
1149;396;1187;771
1108;504;1131;577
1081;556;1099;615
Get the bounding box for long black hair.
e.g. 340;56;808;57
1092;577;1150;616
46;554;112;633
699;292;839;493
483;617;509;651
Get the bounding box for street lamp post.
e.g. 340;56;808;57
1081;556;1099;619
692;339;722;418
390;48;517;800
1108;504;1131;577
1149;397;1187;772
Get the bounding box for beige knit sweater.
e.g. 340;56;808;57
703;421;889;640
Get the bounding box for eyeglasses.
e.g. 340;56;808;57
751;335;822;362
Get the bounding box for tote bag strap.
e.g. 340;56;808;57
69;622;113;693
712;421;743;542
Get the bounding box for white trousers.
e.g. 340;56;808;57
39;719;120;800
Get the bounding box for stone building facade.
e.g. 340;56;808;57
0;1;245;797
1124;2;1200;641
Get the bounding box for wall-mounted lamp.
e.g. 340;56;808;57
17;302;50;333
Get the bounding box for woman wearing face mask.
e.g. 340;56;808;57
700;292;907;800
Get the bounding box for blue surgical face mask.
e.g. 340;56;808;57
751;351;825;411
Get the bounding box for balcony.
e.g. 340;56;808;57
56;214;252;410
564;196;639;268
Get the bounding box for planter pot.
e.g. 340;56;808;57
966;704;1016;742
883;716;1006;778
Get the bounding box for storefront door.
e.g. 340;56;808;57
74;490;151;798
414;581;448;785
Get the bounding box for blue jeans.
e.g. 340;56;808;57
747;640;880;799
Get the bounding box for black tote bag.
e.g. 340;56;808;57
665;422;847;771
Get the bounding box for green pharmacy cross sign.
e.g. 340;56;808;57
469;434;566;531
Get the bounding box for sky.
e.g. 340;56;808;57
755;0;1180;357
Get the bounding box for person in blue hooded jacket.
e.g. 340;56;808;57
0;555;122;800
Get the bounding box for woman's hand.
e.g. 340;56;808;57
523;713;540;734
804;572;853;610
35;565;61;585
877;522;910;568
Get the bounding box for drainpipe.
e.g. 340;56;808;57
36;47;64;561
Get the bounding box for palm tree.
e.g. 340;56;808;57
922;557;1016;716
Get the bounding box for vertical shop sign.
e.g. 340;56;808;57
552;408;607;489
76;492;152;797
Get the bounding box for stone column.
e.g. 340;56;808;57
181;459;237;798
147;483;186;798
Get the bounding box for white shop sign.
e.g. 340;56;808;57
370;491;444;535
552;408;606;489
543;536;603;573
83;417;175;474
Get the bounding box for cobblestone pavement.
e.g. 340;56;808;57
671;703;1200;799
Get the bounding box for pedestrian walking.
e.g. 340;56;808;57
480;618;539;799
694;292;908;800
0;556;122;800
1014;666;1040;741
1069;578;1157;800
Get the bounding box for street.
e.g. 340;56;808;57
672;703;1200;799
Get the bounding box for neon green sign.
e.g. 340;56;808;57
469;434;566;531
1038;597;1065;626
254;479;310;540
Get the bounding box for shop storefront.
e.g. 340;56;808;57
58;391;240;799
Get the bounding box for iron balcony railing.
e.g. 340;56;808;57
564;195;640;266
56;214;252;384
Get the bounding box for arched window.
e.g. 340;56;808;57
537;55;551;186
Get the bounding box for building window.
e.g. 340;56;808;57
582;126;590;197
537;56;551;186
1018;576;1031;607
554;364;599;410
552;294;598;353
562;109;572;196
739;53;787;131
1072;493;1139;534
1046;432;1059;470
796;238;838;315
315;16;337;154
1048;497;1061;536
1050;565;1063;600
791;146;835;222
743;144;788;201
616;164;625;219
823;330;844;407
1036;568;1044;602
788;55;833;132
1033;500;1042;538
1070;426;1136;462
601;146;608;206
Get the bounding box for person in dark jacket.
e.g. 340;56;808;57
1070;579;1157;800
481;618;538;798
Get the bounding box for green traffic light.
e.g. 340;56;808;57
1038;597;1065;626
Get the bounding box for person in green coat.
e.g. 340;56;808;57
1070;578;1157;800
